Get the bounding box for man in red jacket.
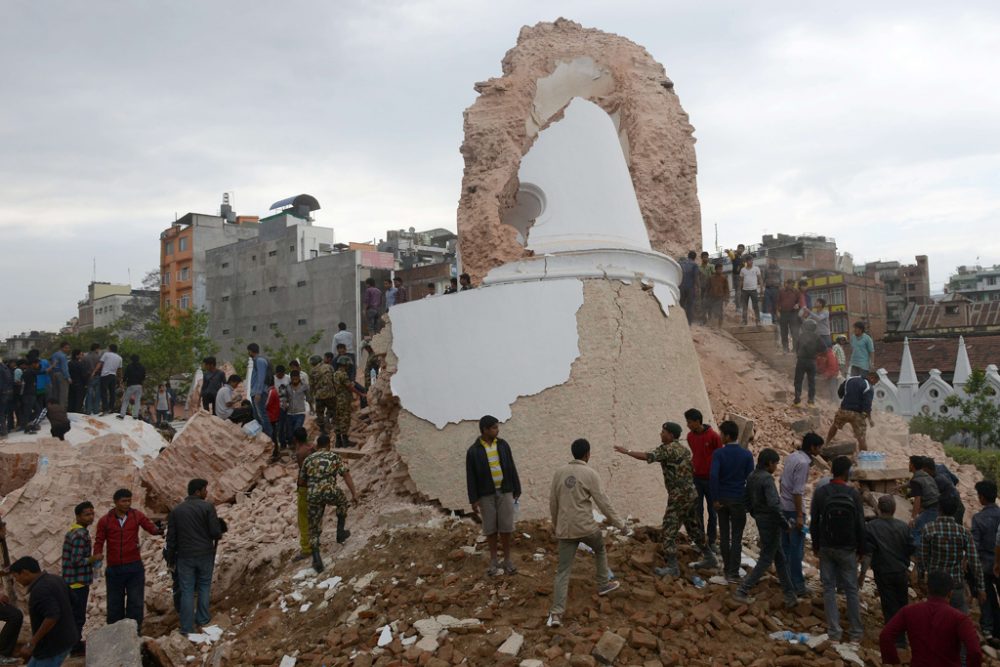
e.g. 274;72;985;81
685;408;723;554
93;488;161;633
880;569;982;666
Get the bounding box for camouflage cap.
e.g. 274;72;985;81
309;355;323;366
662;421;682;439
335;355;352;366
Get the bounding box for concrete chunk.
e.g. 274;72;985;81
86;618;141;666
592;631;626;665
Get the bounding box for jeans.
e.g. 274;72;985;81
550;531;610;615
875;570;909;643
693;478;717;546
740;519;794;597
912;507;939;551
794;359;817;403
68;585;89;651
85;377;101;414
119;384;143;418
106;560;145;633
51;374;69;408
717;498;746;578
819;547;862;641
100;375;117;413
21;393;36;429
276;409;289;446
740;290;760;324
983;571;1000;636
781;510;807;595
251;394;273;437
27;652;70;667
287;413;305;434
763;286;780;316
157;409;169;424
365;307;380;335
177;555;214;634
680;287;697;324
0;601;23;657
779;312;801;352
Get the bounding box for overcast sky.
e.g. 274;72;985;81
2;1;998;335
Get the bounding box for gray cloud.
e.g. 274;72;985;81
1;0;998;334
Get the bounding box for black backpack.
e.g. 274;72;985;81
821;492;858;548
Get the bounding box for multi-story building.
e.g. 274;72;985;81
2;331;57;359
863;256;931;331
894;292;1000;338
799;271;888;340
160;194;260;311
204;195;394;357
946;264;1000;303
77;282;131;330
757;234;839;282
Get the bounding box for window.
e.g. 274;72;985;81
290;245;295;252
268;250;277;257
298;318;307;326
269;322;278;329
179;237;188;252
251;254;256;261
221;262;229;269
268;286;277;293
251;325;257;332
180;267;189;281
945;305;959;315
164;241;173;255
251;290;257;296
180;295;190;309
162;272;170;285
222;329;230;335
310;249;318;258
221;295;229;302
297;280;307;287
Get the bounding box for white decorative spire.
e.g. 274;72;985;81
954;335;972;390
899;337;919;387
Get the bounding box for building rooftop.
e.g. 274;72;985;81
878;336;1000;377
897;299;1000;332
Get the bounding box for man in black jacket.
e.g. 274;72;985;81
199;357;226;415
166;479;224;635
466;415;521;577
826;370;878;451
117;355;146;420
858;495;913;648
811;455;866;644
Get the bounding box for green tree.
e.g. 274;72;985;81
229;328;324;369
122;307;216;400
941;369;1000;451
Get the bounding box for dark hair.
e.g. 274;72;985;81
683;408;703;424
130;354;140;363
909;455;925;469
719;420;739;442
113;488;133;502
227;374;242;384
324;352;335;361
289;360;300;368
701;251;709;257
831;456;852;479
293;427;308;444
394;277;402;284
336;344;346;350
275;365;286;374
60;340;69;348
71;349;81;358
290;370;301;379
317;435;331;448
203;356;216;365
187;479;208;496
338;322;347;330
479;415;499;434
450;277;458;285
90;343;101;351
877;495;896;515
927;570;954;597
687;251;697;260
109;344;118;352
976;480;998;503
460;273;470;282
757;448;780;469
571;438;590;460
247;343;260;354
939;494;959;518
816;298;826;307
9;556;40;574
737;244;745;249
853;321;866;332
922;458;937;472
74;501;94;516
801;433;824;451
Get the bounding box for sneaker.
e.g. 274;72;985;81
0;658;20;665
486;561;500;577
725;574;742;584
732;589;751;604
116;414;125;420
807;401;816;407
654;565;680;578
792;400;801;407
597;580;620;596
546;613;562;628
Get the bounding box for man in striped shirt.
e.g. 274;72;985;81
466;415;521;577
62;501;101;657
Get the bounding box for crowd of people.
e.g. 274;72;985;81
466;409;989;666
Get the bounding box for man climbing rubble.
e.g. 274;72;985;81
333;356;363;447
615;421;717;578
825;370;878;451
309;356;336;435
300;434;359;573
292;428;316;562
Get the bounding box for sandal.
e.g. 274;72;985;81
487;561;500;577
503;560;518;575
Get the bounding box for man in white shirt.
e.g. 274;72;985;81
738;256;764;326
332;323;354;366
214;374;252;424
92;343;123;415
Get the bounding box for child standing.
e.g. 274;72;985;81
156;384;169;425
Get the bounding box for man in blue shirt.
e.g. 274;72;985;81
247;343;272;438
848;321;875;377
972;481;1000;641
50;341;71;410
710;420;754;582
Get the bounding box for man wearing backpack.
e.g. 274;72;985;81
810;456;866;644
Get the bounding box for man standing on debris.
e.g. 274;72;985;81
780;433;824;598
615;421;718;577
0;519;24;666
166;479;224;636
973;481;1000;641
880;569;983;667
907;455;941;564
61;501;100;657
93;343;122;416
199;357;226;414
300;435;359;573
93;488;161;633
738;255;763;325
777;279;803;353
547;438;624;628
825;370;878;451
792;319;823;407
858;495;913;647
332;322;354;364
711;420;753;582
848;321;875;377
727;244;746;314
117;354;145;420
684;408;723;556
925;458;965;525
466;415;522;577
762;256;782;321
922;494;985;613
810;455;866;644
9;556;78;666
82;343;102;415
309;356;336;434
247;343;272;438
293;429;317;562
706;263;729;328
49;341;71;410
734;448;797;607
679;250;701;324
333;356;362;447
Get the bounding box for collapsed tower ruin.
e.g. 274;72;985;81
375;19;710;525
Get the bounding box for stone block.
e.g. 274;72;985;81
86;618;141;666
498;631;524;657
591;631;626;665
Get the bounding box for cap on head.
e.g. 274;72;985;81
662;422;682;439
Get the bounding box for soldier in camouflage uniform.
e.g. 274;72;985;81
309;355;337;435
333;356;361;447
299;435;359;573
615;421;718;577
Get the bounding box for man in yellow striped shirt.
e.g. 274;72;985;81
466;415;522;576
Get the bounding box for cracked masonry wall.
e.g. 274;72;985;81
394;280;713;526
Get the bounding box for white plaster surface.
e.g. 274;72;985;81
3;413;166;468
389;279;584;428
528;57;615;138
516;99;652;255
